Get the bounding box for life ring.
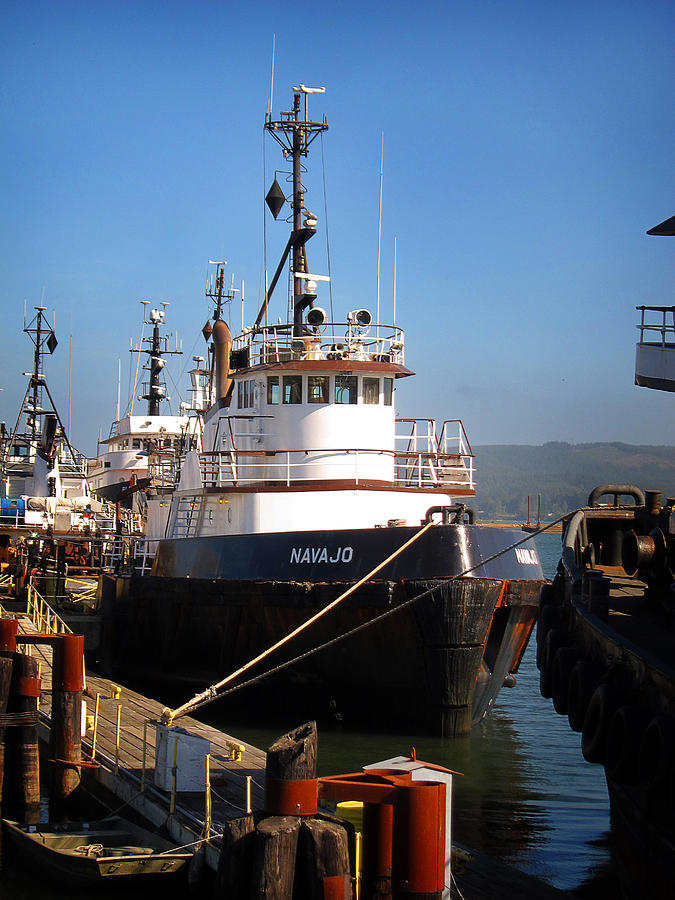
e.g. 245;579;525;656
551;646;578;715
582;684;620;764
567;661;599;733
605;704;651;784
638;715;675;793
539;628;569;699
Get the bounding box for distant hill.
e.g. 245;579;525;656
472;442;675;521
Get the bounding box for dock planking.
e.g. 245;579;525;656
13;612;267;825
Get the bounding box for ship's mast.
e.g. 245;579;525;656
132;302;182;418
262;85;328;335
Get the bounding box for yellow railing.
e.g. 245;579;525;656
26;581;73;636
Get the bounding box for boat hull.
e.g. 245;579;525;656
108;524;543;736
2;817;191;885
537;491;675;900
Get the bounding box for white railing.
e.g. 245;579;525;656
195;446;474;491
636;305;675;347
233;321;405;367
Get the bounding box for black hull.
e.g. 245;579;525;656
152;523;542;582
537;495;675;900
105;524;543;736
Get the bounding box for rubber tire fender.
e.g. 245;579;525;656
551;646;578;716
638;715;675;792
582;683;620;764
536;605;563;669
567;661;599;733
539;628;569;700
605;704;651;784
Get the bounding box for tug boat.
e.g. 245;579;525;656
88;302;203;539
110;86;544;736
536;217;675;899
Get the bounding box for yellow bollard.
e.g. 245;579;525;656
227;740;245;761
110;683;121;700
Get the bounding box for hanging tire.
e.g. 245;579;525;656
539;628;569;699
638;715;675;793
567;661;598;733
536;605;564;668
582;684;620;764
605;705;651;783
551;646;578;715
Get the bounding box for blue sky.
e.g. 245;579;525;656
1;0;673;454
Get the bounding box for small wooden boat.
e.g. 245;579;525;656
2;815;192;884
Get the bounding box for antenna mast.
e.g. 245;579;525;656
262;86;328;335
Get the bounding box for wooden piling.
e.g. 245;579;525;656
215;813;260;899
297;816;352;900
3;652;40;824
251;816;302;898
0;655;14;866
215;722;352;898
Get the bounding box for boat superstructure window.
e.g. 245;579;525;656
237;380;255;409
363;377;379;405
282;375;302;404
132;439;142;449
384;377;393;406
267;376;279;405
308;375;329;404
335;375;357;404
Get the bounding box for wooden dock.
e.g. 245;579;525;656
11;608;267;872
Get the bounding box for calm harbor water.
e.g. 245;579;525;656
0;531;617;897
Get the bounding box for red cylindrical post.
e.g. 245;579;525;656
362;801;394;898
50;634;84;820
0;619;18;654
392;781;446;898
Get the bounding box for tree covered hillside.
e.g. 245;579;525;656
473;442;675;521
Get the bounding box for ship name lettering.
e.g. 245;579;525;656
514;547;537;565
290;546;354;564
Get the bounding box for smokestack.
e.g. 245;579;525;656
212;319;233;404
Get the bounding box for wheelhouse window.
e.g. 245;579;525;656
384;377;394;406
267;376;279;405
282;375;302;404
308;375;329;404
363;377;379;404
335;375;357;404
237;380;254;409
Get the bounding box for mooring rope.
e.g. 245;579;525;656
173;517;567;710
165;521;436;722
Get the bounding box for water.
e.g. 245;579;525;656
0;532;616;896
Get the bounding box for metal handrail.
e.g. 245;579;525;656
233;320;405;367
636;305;675;348
26;581;73;636
193;447;474;490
